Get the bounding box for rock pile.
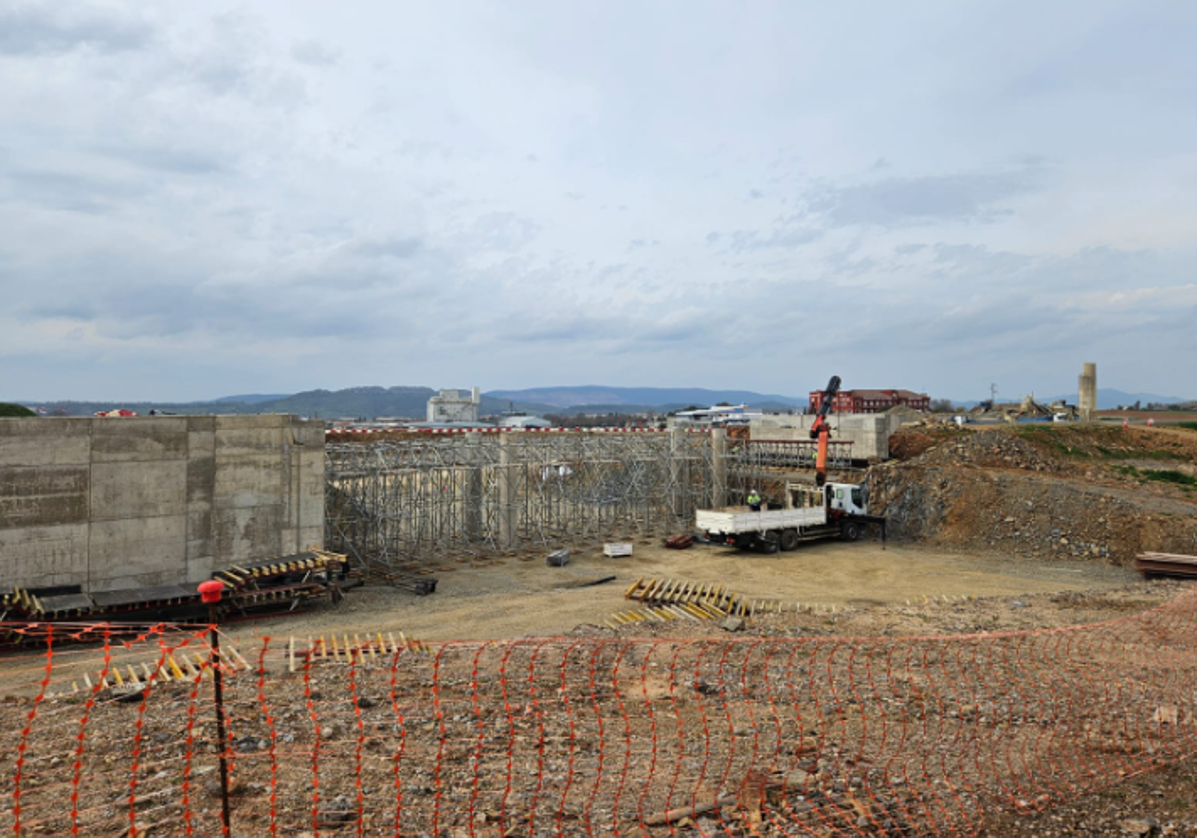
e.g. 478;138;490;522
870;427;1197;564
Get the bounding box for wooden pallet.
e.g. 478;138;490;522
1134;551;1197;578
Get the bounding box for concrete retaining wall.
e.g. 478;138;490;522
749;413;904;460
0;415;324;593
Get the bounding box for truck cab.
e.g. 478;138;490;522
825;482;867;516
786;481;867;516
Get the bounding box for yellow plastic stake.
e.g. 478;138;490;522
387;632;398;655
168;656;185;680
113;667;124;686
128;665;140;686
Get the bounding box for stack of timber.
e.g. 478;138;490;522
608;577;753;627
1134;551;1197;579
0;550;350;626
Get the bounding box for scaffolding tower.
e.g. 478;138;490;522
325;430;717;569
724;439;855;504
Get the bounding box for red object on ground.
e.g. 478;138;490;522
198;580;225;603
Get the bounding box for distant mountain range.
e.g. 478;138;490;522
16;385;1191;418
487;386;804;410
213;393;291;405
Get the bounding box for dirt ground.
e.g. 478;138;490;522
5;423;1195;835
219;539;1140;646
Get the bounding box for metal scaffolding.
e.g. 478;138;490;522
325;431;717;569
725;439;855;504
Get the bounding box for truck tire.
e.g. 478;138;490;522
841;521;861;542
779;529;799;551
761;531;781;553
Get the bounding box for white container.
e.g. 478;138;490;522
603;543;633;558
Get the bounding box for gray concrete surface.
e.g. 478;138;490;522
749;412;903;460
0;415;324;593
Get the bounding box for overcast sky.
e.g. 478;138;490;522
2;1;1195;403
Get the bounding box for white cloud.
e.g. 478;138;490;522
0;1;1194;401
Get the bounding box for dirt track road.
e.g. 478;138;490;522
221;539;1139;645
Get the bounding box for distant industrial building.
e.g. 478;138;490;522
669;405;764;428
808;388;930;414
427;387;481;423
498;414;552;429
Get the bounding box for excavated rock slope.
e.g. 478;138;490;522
870;425;1197;564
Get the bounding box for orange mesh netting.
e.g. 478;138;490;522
2;589;1196;835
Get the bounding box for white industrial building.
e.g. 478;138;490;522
427;387;481;423
499;414;552;429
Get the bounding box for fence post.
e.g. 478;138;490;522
198;579;233;836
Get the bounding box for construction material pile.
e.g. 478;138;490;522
607;577;751;627
0;551;349;626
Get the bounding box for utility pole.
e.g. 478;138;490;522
990;383;998;404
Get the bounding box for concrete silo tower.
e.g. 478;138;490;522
1078;363;1097;421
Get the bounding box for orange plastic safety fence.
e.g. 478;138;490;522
2;590;1197;836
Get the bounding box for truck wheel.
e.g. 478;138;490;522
762;531;781;553
841;521;861;542
779;529;799;551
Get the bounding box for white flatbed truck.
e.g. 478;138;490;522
696;482;886;552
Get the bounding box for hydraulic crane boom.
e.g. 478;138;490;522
809;375;841;486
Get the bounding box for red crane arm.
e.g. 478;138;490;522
809;376;841;487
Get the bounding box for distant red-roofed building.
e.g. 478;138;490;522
808;389;930;414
